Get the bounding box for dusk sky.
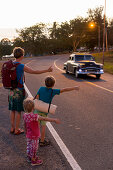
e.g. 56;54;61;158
0;0;112;40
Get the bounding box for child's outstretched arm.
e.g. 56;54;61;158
60;86;79;93
38;116;61;124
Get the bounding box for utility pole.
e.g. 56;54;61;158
103;0;106;65
106;27;108;51
98;25;100;52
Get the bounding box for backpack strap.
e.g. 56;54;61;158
33;89;53;114
14;61;25;88
17;72;25;88
48;89;53;113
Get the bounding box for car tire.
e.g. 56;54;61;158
66;66;69;74
74;69;79;78
96;74;101;79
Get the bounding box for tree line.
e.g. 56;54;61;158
0;6;113;58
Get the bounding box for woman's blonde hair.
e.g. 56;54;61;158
13;47;24;59
23;98;34;113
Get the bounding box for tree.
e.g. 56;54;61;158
107;19;113;47
49;22;72;53
86;6;104;50
0;38;12;57
16;23;48;55
87;6;104;24
1;38;11;45
70;17;88;51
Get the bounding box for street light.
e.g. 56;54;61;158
90;23;95;28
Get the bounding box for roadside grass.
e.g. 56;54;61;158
92;51;113;74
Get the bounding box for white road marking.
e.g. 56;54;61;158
24;84;33;97
47;122;82;170
54;60;65;73
54;59;113;94
24;84;82;170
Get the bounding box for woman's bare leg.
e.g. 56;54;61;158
10;111;15;132
15;112;21;133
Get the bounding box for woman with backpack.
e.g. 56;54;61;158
9;47;53;135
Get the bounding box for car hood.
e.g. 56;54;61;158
76;60;97;67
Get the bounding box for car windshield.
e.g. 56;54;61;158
85;55;94;60
75;55;94;61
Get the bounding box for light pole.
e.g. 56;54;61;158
98;25;100;52
103;0;106;65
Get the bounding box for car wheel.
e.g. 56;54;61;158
66;66;69;74
96;74;101;79
74;69;79;78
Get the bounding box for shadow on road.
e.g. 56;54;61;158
62;72;106;83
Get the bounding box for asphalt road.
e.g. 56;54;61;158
1;54;113;170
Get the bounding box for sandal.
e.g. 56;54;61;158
14;129;24;135
39;140;50;147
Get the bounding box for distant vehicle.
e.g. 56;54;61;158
77;47;88;52
64;53;104;79
2;53;14;60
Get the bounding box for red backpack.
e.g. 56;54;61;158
1;60;23;89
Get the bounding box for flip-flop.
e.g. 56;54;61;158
14;129;24;135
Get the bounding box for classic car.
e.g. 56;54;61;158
64;53;104;79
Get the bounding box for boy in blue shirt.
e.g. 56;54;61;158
34;76;79;146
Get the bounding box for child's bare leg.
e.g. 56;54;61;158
40;125;46;142
15;112;21;133
40;125;50;146
10;111;15;131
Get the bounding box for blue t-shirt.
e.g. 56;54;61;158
14;62;24;89
37;87;60;103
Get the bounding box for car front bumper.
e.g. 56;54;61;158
77;69;104;74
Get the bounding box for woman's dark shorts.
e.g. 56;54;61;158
8;88;25;112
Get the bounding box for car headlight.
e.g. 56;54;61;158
79;69;82;72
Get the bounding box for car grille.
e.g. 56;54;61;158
85;63;96;67
81;67;100;72
81;63;100;68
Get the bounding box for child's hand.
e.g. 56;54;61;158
48;66;53;72
55;118;61;124
75;86;79;90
